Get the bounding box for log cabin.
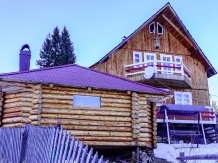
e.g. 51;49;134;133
90;3;218;143
0;60;171;150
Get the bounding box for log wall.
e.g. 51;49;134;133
40;85;133;146
0;83;159;148
138;94;158;148
91;22;210;106
0;87;2;126
30;84;42;125
39;85;156;148
2;88;33;127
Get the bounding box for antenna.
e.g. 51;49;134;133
144;66;154;79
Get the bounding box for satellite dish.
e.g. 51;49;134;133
144;66;154;79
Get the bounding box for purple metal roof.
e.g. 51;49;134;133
0;64;170;95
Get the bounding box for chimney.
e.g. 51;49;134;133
19;44;31;71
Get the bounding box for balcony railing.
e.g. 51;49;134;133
124;60;191;81
156;105;217;125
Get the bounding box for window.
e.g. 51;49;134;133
174;56;182;71
174;92;192;105
74;95;100;108
157;22;163;34
149;22;155;33
144;52;156;66
133;51;142;68
149;22;164;34
160;54;173;74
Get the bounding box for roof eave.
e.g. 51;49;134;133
170;7;217;78
0;77;170;95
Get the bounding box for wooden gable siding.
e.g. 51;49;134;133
92;23;209;106
126;21;191;55
92;24;192;75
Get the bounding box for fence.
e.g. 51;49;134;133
177;152;218;163
0;125;108;163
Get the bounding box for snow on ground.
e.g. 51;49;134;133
154;143;218;163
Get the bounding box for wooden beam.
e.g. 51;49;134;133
162;14;196;50
191;49;200;57
0;81;34;88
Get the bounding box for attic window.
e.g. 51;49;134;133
157;22;163;34
149;22;155;33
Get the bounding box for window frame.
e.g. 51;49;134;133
144;52;156;66
174;91;192;105
160;54;173;74
174;56;182;71
157;22;164;34
149;22;155;33
133;51;142;68
73;95;101;108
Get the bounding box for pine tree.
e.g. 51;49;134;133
36;26;76;68
60;26;76;65
36;34;54;68
51;27;61;66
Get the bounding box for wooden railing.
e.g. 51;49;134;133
156;105;217;125
124;60;191;80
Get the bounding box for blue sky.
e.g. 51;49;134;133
0;0;218;103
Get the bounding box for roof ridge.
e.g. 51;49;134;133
0;64;76;76
77;64;171;94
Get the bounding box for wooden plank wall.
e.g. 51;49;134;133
92;22;210;106
1;88;33;127
163;88;210;106
92;24;191;77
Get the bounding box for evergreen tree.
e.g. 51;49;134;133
51;27;61;66
36;26;76;68
60;26;76;65
36;34;53;68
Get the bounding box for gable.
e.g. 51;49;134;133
90;3;216;78
125;21;191;55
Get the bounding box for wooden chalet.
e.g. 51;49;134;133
90;3;218;144
0;64;171;149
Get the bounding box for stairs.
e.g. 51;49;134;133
204;126;218;143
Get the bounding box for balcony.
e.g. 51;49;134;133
156;104;217;145
124;60;191;89
156;104;217;125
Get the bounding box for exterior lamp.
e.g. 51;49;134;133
154;38;160;50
